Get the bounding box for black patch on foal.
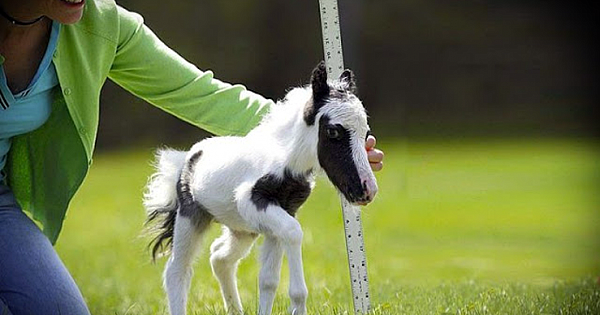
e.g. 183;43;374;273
317;115;364;203
177;150;214;227
251;169;312;217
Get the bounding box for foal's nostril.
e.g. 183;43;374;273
362;181;369;196
360;178;377;203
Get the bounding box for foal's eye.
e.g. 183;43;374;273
326;126;340;139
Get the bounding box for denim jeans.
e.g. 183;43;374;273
0;185;90;315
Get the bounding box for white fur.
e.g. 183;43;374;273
143;148;187;215
144;83;376;315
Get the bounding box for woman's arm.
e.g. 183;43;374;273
108;5;384;171
108;6;273;136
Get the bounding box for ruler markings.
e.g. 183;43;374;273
318;1;371;313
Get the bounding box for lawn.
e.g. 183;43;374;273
55;138;600;314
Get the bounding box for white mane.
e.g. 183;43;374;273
249;87;312;136
250;84;368;143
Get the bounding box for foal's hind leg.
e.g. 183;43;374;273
210;227;257;314
164;215;210;315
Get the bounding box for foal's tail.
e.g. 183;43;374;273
143;148;188;262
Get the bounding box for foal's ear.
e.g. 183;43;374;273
305;62;330;125
339;69;357;94
311;61;330;101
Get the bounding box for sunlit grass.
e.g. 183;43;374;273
55;138;600;314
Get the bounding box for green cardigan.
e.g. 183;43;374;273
5;0;273;244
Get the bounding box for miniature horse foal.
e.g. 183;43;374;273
144;62;377;315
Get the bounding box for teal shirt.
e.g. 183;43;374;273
0;22;61;181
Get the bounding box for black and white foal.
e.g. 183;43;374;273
144;62;378;315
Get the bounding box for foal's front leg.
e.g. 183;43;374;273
280;224;308;315
237;184;308;315
258;236;284;315
250;208;308;315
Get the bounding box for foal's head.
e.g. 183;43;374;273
304;62;378;205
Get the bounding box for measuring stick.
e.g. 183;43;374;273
317;0;371;313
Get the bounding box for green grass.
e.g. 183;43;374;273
55;138;600;314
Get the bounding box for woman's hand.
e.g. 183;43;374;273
366;135;384;172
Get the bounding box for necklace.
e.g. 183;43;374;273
0;6;43;26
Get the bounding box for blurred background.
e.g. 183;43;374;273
99;0;598;146
56;0;600;313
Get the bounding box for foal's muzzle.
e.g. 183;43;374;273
352;178;378;206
